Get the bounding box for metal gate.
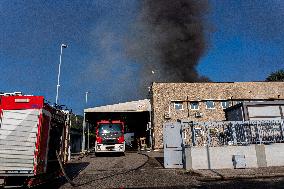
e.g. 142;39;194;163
163;122;183;168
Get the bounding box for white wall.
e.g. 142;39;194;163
185;143;284;170
265;143;284;167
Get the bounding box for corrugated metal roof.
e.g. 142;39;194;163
84;99;150;113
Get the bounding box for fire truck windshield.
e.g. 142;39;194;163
98;123;123;135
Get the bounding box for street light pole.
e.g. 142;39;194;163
82;91;90;152
55;44;68;105
82;113;86;152
148;70;155;150
86;92;90;151
85;91;89;105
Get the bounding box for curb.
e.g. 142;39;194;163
195;172;284;181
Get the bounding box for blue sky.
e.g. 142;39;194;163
1;0;284;114
199;0;284;81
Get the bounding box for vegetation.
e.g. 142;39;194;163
266;69;284;82
70;114;83;130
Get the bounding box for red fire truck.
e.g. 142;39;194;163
0;93;70;188
95;120;125;154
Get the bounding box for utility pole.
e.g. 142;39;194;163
82;91;90;153
86;92;90;151
82;113;86;152
55;44;68;105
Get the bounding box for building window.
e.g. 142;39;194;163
174;102;183;110
190;102;199;110
205;100;215;109
221;101;229;109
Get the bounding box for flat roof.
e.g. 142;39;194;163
84;99;151;113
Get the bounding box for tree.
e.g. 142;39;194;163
266;69;284;82
70;114;83;130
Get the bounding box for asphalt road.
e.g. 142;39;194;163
37;152;284;189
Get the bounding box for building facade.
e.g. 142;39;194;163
151;82;284;149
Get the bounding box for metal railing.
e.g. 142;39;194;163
181;120;284;147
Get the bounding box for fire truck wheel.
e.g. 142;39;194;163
120;152;125;156
95;152;101;157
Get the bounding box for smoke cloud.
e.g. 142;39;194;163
127;0;211;85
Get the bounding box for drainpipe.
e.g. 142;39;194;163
187;96;190;118
149;108;152;150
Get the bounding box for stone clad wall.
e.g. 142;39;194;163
151;82;284;149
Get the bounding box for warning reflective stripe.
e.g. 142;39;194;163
15;99;30;103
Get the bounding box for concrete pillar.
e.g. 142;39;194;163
255;144;267;167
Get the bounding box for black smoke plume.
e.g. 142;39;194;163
128;0;211;84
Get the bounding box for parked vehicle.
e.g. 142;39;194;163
0;93;70;188
95;120;125;154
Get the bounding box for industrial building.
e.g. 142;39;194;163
150;82;284;149
84;82;284;150
84;99;151;149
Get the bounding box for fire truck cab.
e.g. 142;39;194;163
95;120;125;154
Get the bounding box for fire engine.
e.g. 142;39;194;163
95;120;125;154
0;93;70;188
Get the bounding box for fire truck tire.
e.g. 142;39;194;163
95;152;101;157
120;152;125;156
